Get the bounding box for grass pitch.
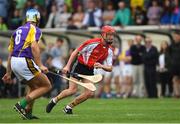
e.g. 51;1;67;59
0;97;180;123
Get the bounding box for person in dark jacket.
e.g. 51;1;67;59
170;31;180;98
158;41;172;97
143;37;159;98
130;35;146;97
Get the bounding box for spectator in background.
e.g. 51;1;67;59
0;17;8;31
133;6;147;25
0;57;6;97
147;0;162;25
71;0;81;11
56;0;64;13
64;0;73;12
130;35;146;97
160;0;172;25
143;37;158;98
0;0;8;20
111;1;131;26
50;37;65;69
82;0;102;27
8;9;22;30
55;3;71;28
102;2;115;25
50;38;65;96
23;0;34;18
46;0;56;18
34;0;45;7
46;4;59;28
119;39;133;98
158;41;172;97
72;4;84;28
16;0;27;10
7;0;17;21
34;4;47;28
130;0;144;10
171;0;180;25
169;31;180;98
67;16;78;29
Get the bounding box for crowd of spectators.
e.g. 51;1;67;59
0;0;180;31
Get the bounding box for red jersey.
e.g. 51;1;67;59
77;38;113;68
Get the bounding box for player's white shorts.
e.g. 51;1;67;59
103;65;121;78
121;64;133;77
94;68;105;75
11;56;41;82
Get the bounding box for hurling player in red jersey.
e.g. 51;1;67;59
46;25;116;114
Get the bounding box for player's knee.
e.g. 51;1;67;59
66;87;77;95
86;91;95;98
70;88;77;95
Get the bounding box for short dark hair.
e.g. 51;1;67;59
57;37;64;42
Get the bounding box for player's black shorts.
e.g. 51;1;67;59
171;64;180;77
71;61;94;75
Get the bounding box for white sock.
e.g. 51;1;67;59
66;105;72;109
52;98;57;104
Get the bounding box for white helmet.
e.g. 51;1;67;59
26;9;40;23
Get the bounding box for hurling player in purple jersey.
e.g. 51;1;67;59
2;9;52;120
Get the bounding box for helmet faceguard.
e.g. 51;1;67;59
26;9;40;25
101;25;116;45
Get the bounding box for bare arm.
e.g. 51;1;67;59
31;41;48;72
31;41;42;67
63;48;79;72
6;52;12;74
2;52;12;83
124;56;132;63
102;65;113;72
94;48;113;72
94;62;113;72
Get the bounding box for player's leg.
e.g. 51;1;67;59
25;85;39;119
14;73;52;119
63;80;95;114
94;79;104;98
46;77;78;113
94;68;105;98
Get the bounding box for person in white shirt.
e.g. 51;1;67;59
82;0;102;27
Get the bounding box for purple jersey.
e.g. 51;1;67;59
8;22;42;59
125;49;131;57
119;49;131;64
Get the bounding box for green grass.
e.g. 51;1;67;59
0;97;180;123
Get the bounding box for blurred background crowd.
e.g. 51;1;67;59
1;32;180;99
0;0;180;99
0;0;180;31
